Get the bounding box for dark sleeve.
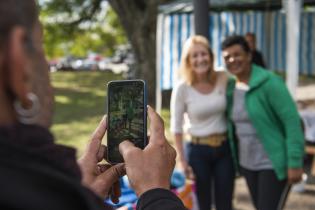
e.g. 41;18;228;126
136;188;187;210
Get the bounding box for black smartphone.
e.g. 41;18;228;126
106;80;147;164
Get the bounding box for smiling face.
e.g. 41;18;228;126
222;44;252;80
188;43;212;76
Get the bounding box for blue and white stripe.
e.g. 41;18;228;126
157;10;315;90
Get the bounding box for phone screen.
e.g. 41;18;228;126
107;80;147;164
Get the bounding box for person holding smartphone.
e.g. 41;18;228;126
170;35;235;210
0;1;186;210
222;35;304;210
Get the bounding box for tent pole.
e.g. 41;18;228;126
156;14;163;114
285;0;301;98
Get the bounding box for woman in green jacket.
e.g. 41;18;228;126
221;35;304;210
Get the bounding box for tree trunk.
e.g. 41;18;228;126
108;0;159;107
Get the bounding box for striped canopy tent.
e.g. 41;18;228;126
156;0;315;109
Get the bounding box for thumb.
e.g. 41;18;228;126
147;106;165;144
82;116;107;161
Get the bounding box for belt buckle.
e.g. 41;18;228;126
206;136;223;147
191;135;225;147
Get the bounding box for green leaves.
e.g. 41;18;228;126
39;0;127;58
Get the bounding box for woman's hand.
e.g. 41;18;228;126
178;159;195;180
287;168;303;184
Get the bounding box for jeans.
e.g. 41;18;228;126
186;140;235;210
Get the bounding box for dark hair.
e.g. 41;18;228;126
245;32;256;40
221;35;251;53
0;0;38;48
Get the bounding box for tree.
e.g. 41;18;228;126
40;1;127;58
108;0;175;106
40;0;173;106
108;0;162;106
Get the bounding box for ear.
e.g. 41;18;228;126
8;27;32;108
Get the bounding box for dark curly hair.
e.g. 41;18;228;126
221;35;251;53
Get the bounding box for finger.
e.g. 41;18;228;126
83;116;107;161
96;163;125;196
98;163;126;183
288;178;294;184
119;140;137;159
110;181;121;204
188;167;195;180
147;106;165;143
92;115;107;140
97;164;111;174
289;176;301;184
97;145;106;162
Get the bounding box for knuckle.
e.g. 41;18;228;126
171;146;177;159
153;117;165;132
158;117;165;129
122;148;139;160
158;115;164;124
123;148;133;157
112;166;124;177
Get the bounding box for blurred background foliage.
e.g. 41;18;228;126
39;1;127;58
39;0;174;106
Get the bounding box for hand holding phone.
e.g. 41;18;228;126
119;106;177;196
78;116;125;200
106;80;147;164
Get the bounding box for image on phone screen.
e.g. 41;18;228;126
107;80;147;164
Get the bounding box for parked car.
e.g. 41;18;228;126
98;58;112;71
48;59;59;72
56;56;76;71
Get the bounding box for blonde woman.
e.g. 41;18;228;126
170;35;235;210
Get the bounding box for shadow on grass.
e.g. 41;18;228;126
53;87;106;124
51;71;122;125
52;71;122;87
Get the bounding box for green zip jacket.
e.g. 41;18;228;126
226;64;304;180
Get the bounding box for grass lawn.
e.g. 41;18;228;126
51;71;122;156
51;71;172;157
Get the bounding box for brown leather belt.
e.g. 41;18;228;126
189;133;227;147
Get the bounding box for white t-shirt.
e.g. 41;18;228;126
170;73;228;137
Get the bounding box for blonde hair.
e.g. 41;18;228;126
179;35;216;85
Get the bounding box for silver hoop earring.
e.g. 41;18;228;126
14;92;40;124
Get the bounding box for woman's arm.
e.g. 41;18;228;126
267;76;304;183
174;133;194;180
